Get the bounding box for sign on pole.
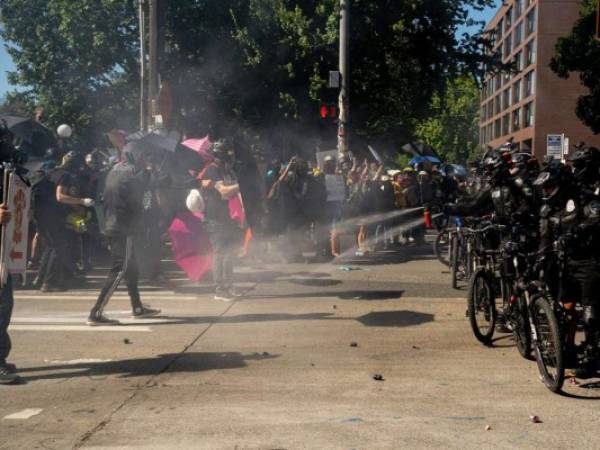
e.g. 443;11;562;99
0;172;31;286
546;134;564;160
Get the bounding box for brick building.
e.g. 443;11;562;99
479;0;600;159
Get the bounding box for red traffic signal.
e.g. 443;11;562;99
320;105;329;119
320;104;337;120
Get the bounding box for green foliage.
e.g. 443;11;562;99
414;76;481;164
550;0;600;133
1;0;497;150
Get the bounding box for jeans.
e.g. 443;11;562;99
90;235;143;318
37;226;69;287
0;277;14;365
206;221;242;292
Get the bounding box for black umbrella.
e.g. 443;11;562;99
0;114;56;158
401;141;440;159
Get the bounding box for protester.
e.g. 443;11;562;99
200;140;244;301
0;202;18;385
87;141;161;325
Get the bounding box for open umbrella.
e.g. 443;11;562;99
0;114;56;158
401;141;440;158
409;155;442;166
168;211;213;282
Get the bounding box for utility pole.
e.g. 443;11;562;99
596;0;600;39
138;0;147;130
148;0;159;127
337;0;350;155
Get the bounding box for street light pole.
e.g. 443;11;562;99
596;0;600;39
148;0;159;127
337;0;350;155
138;0;147;131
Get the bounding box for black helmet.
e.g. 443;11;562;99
209;140;235;163
533;160;572;204
568;145;600;183
482;149;511;182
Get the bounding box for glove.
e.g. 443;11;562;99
81;198;95;207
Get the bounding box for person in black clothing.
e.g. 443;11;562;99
87;141;161;325
0;203;17;384
200;141;243;301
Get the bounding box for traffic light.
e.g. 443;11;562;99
319;104;337;121
320;104;329;119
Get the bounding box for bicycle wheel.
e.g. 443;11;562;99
450;234;459;289
467;268;496;345
511;296;533;360
434;230;450;267
530;295;564;393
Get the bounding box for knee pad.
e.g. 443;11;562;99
583;305;600;331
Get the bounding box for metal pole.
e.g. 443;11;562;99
337;0;349;155
596;0;600;39
138;0;147;130
148;0;158;127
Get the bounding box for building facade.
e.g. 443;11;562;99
479;0;600;159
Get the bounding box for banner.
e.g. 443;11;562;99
1;172;31;285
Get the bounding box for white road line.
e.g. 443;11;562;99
9;325;152;332
14;294;201;300
4;409;44;420
45;358;113;365
11;317;175;325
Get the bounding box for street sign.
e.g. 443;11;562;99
546;134;564;160
0;172;31;285
329;71;340;89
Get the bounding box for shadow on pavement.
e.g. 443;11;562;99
18;352;278;383
356;310;434;327
247;290;404;301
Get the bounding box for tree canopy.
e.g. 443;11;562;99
0;0;495;152
550;0;600;134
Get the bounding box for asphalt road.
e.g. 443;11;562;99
2;246;600;449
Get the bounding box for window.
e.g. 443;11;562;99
525;70;535;97
482;81;488;100
504;35;512;59
526;8;536;35
503;88;511;109
495;118;502;139
514;51;523;72
502;113;510;135
514;21;523;47
515;0;523;19
496;19;504;39
505;7;513;30
495;94;502;114
526;39;536;66
495;73;502;92
513;107;521;132
513;79;522;104
524;102;535;127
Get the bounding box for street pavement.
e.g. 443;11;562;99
2;246;600;449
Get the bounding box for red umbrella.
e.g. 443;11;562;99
168;211;213;282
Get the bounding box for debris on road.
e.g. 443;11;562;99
412;345;420;350
569;378;579;385
350;342;358;347
484;424;492;431
338;265;363;271
529;415;542;424
123;338;132;344
373;374;384;381
333;305;337;309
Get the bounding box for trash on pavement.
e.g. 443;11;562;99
350;342;358;347
529;415;542;423
123;338;132;345
338;265;363;271
485;425;492;431
373;374;385;381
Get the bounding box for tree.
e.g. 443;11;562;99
1;0;497;151
550;0;600;133
414;76;481;164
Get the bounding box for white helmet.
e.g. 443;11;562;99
57;124;73;138
185;189;205;213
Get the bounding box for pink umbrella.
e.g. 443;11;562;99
182;137;214;161
168;211;213;282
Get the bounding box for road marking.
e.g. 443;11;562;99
9;325;151;332
14;294;201;301
45;359;113;365
4;409;43;420
11;317;175;325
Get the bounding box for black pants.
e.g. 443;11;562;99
90;235;142;318
37;226;69;287
206;221;242;292
0;277;13;365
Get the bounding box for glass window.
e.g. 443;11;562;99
495;118;502;139
526;38;536;66
513;107;521;132
514;21;523;47
504;35;512;58
526;7;536;35
505;7;513;30
515;0;523;19
524;102;535;127
502;113;510;135
482;81;488;100
495;94;502;114
513;79;522;104
514;51;523;72
497;19;504;39
503;88;511;109
525;70;535;97
495;73;502;91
